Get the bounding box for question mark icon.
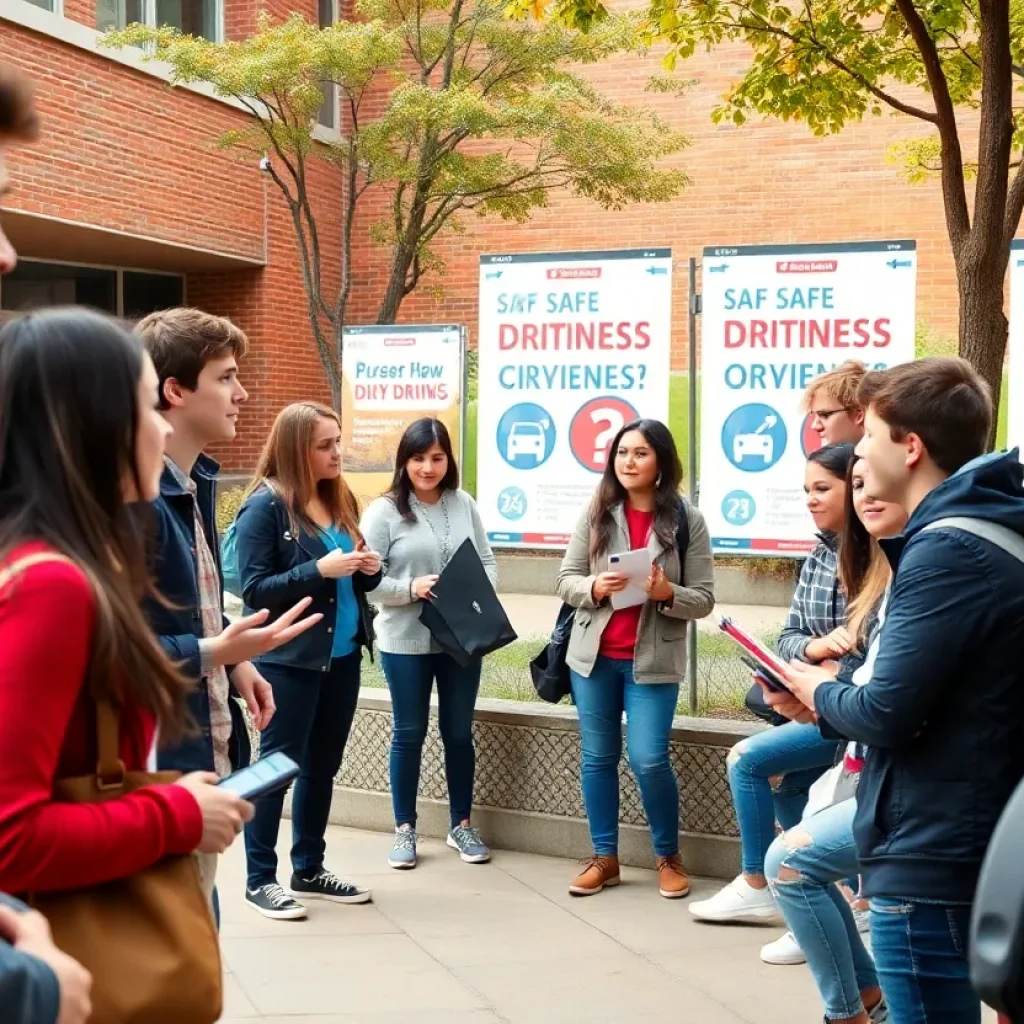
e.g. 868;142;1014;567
591;408;625;467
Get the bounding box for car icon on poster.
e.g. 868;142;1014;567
733;432;774;463
506;421;547;462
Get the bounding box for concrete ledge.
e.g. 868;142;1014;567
326;787;741;878
278;690;759;881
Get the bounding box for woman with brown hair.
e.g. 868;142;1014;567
0;309;252;916
236;401;381;919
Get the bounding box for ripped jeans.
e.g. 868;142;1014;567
765;799;877;1021
727;720;841;875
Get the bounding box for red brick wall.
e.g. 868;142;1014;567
347;42;971;369
1;15;340;472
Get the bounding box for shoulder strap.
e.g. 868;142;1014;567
924;517;1024;567
0;552;124;785
674;498;690;558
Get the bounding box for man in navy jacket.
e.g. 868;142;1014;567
137;308;320;912
774;357;1024;1023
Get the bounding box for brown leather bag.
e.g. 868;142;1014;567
6;553;224;1024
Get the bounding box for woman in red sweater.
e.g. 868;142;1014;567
0;307;253;896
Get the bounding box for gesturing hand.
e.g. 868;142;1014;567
207;598;322;667
230;661;276;731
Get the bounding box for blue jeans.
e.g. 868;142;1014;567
766;799;877;1020
244;652;361;888
727;720;841;875
379;652;481;830
570;657;680;858
870;898;980;1024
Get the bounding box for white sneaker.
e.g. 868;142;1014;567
689;875;781;924
760;930;806;965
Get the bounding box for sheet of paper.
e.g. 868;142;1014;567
607;548;652;610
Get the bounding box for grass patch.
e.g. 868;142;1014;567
359;625;779;719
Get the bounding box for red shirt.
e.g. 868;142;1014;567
0;543;202;894
598;507;654;660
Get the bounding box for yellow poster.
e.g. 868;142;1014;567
341;325;465;505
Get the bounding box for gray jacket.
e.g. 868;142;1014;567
556;500;715;683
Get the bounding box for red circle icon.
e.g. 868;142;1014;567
801;413;823;456
570;396;640;473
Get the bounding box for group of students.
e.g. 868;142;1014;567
2;61;1024;1024
686;359;1024;1024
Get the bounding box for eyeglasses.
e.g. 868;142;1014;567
811;407;854;423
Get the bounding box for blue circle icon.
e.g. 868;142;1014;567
722;490;756;526
496;403;556;469
497;486;528;521
721;403;787;473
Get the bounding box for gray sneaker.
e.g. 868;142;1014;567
389;825;418;869
447;824;490;864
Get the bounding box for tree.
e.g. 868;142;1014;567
511;0;1024;441
106;4;686;410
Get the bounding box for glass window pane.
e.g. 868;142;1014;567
122;272;184;322
317;0;337;128
0;262;117;315
96;0;144;31
154;0;218;40
23;0;57;11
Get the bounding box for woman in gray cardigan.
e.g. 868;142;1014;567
557;419;714;900
360;418;497;871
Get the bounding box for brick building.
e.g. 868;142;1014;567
1;0;963;472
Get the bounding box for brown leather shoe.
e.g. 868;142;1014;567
657;854;690;899
569;855;620;896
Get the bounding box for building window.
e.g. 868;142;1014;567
123;270;184;321
96;0;221;41
23;0;61;12
0;261;184;321
317;0;338;130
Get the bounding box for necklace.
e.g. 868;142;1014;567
415;491;452;568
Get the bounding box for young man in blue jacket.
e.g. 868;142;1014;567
773;357;1024;1023
137;308;320;912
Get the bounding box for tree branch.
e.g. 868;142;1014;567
893;0;971;247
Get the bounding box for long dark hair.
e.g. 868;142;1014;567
0;308;192;738
387;417;459;521
838;453;891;648
806;442;855;480
589;418;682;559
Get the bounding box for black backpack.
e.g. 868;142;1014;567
530;500;691;704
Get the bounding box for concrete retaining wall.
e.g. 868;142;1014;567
313;689;762;879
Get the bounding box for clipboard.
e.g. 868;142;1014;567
607;548;652;610
718;616;791;692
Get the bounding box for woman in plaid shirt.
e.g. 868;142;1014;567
690;444;859;965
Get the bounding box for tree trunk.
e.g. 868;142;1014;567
957;259;1007;450
377;243;415;324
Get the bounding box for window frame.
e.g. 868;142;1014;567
0;257;186;319
96;0;224;43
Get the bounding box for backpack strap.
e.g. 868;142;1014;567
923;517;1024;567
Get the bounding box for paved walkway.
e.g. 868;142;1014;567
219;824;886;1024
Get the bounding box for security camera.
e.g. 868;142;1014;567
259;155;271;173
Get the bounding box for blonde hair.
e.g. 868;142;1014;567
245;402;361;541
803;360;868;413
845;546;889;647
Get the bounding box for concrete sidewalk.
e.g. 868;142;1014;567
216;824;998;1024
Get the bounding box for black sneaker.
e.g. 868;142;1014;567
287;868;372;904
245;883;307;920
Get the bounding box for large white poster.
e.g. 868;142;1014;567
699;241;917;556
477;248;672;548
1009;239;1024;452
